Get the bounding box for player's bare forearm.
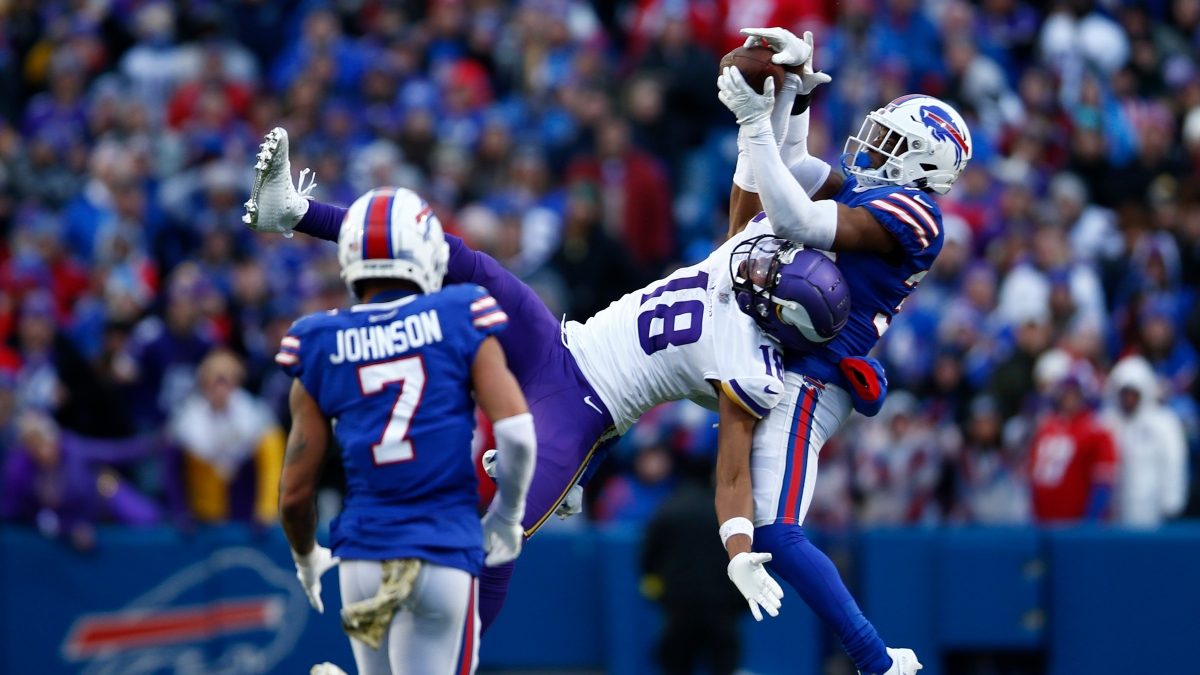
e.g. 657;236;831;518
812;171;844;201
714;388;758;558
729;185;764;239
280;380;331;555
472;337;528;422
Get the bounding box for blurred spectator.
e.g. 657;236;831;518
568;117;674;274
997;224;1106;333
0;370;18;450
854;391;950;525
128;264;216;429
167;349;283;525
549;181;640;320
1102;356;1188;527
1135;298;1199;398
641;456;745;675
1051;172;1120;265
1028;364;1117;523
594;442;677;525
950;395;1031;525
1;412;161;550
987;303;1053;422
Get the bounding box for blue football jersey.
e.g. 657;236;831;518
786;175;944;383
275;284;508;575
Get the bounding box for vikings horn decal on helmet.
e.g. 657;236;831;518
841;95;972;195
730;235;851;353
337;187;450;295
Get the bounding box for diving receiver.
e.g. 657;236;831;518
277;187;536;675
719;26;973;675
245;129;832;627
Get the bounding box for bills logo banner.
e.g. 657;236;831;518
63;548;309;674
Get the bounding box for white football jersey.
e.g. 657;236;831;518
565;220;784;434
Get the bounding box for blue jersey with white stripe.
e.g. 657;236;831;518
786;175;944;381
276;284;508;574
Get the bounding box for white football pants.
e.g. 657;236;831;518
750;371;852;526
338;560;479;675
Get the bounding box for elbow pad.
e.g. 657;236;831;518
492;412;537;522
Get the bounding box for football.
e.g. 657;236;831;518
719;44;785;95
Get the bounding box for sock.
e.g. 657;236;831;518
294;201;346;242
478;560;515;634
754;523;892;674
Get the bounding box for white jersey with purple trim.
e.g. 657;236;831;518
565;219;784;434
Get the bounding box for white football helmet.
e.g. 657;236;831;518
338;187;449;295
842;95;972;195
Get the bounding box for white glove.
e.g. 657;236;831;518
555;484;584;519
718;66;775;126
743;28;830;95
482;508;523;566
727;552;784;621
292;545;341;614
741;27;811;67
794;31;832;95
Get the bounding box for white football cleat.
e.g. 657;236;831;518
482;449;498;478
243;126;316;236
876;648;922;675
310;662;348;675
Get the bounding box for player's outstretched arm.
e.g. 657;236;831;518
714;388;784;621
279;379;339;613
720;67;897;255
728;28;836;239
472;337;536;566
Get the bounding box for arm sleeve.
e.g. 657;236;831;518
741;118;838;249
770;74;800;147
491;412;536;522
293;201;347;242
733;127;759;192
778;108;832;197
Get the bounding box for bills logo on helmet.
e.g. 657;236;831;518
415;203;434;240
919;105;969;168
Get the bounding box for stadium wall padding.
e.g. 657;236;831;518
1;524;1198;674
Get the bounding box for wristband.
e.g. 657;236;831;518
719;516;755;548
791;92;813;116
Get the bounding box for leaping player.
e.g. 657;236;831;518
247;131;862;630
716;26;975;675
277;188;537;674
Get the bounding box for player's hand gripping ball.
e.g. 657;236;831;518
719;45;785;95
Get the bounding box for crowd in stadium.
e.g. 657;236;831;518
1;0;1198;550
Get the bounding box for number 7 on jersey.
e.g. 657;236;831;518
358;356;427;464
